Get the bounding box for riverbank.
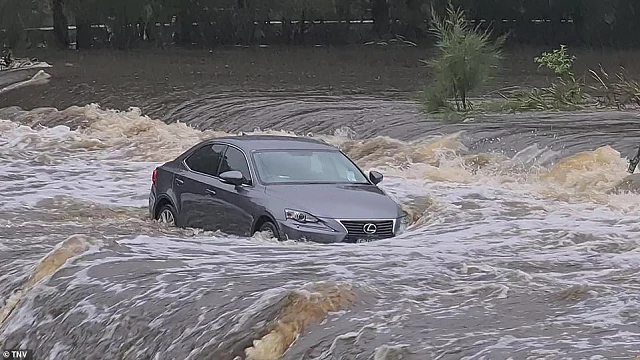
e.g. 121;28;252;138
2;45;640;121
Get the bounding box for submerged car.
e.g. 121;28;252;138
149;135;409;243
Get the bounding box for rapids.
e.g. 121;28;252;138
0;54;52;95
1;97;640;359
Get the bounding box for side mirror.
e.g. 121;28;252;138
219;170;245;186
369;170;383;185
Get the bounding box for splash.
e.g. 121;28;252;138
34;196;147;223
0;54;52;72
338;132;466;171
0;70;51;95
1;105;306;162
0;235;101;327
243;282;358;360
541;145;628;192
410;132;467;165
2;103;639;213
2;103;640;358
400;195;438;226
553;284;596;302
532;145;639;208
609;174;640;194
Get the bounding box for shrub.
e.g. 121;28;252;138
504;45;586;111
534;45;576;81
422;3;505;113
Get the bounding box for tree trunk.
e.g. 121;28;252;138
52;0;70;48
113;23;134;50
281;17;290;44
75;17;92;49
299;10;306;45
178;2;193;46
371;0;389;37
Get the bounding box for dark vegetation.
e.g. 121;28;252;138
420;5;504;112
1;0;639;118
1;0;639;50
417;4;640;117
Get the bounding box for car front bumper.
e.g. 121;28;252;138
278;220;347;244
276;217;403;244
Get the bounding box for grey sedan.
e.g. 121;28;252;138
149;135;409;243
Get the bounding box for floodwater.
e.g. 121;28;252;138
1;49;640;360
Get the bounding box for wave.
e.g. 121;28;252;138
1;103;638;213
2;102;640;359
0;235;102;328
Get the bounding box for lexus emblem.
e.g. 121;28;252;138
363;223;377;234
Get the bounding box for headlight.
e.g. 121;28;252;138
396;214;410;235
285;209;319;223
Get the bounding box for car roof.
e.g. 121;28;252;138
204;135;338;152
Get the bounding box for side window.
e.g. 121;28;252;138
184;144;226;176
219;147;251;183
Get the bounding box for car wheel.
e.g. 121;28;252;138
257;221;280;240
157;204;177;227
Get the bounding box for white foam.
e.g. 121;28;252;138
2;106;640;357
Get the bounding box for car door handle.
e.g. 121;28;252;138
205;188;216;196
175;178;184;186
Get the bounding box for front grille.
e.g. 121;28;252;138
339;220;395;240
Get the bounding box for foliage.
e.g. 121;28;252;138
535;46;575;79
589;65;640;109
472;45;640;114
503;45;586;111
420;83;450;113
0;0;49;48
421;3;505;113
2;0;640;49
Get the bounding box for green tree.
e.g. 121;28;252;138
422;3;505;112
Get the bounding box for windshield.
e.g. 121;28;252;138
252;149;369;184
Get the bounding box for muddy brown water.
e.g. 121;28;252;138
1;47;640;360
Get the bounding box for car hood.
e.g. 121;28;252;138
265;183;402;219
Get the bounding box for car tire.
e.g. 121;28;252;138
257;221;280;240
157;203;178;227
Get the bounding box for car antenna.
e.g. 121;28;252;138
628;145;640;174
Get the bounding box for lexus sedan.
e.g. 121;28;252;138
148;135;409;243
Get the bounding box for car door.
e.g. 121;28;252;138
210;145;257;236
174;143;228;231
